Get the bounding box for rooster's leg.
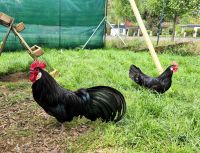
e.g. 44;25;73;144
60;123;65;133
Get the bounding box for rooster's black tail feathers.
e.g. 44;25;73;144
76;86;126;122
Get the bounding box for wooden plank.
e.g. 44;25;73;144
0;19;14;55
0;12;13;27
12;27;34;56
12;27;38;59
15;22;25;32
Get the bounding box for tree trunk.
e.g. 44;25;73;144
171;15;177;41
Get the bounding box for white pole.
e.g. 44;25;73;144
82;16;106;49
129;0;163;74
106;20;127;46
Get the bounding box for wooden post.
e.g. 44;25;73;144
12;27;36;59
128;0;163;74
0;19;14;55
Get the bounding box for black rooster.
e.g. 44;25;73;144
129;62;178;93
29;61;126;130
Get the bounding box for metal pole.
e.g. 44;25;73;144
82;16;106;49
129;0;163;74
59;0;61;48
106;19;127;46
103;0;108;46
156;17;164;45
157;0;165;45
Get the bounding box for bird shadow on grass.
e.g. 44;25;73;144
43;117;93;132
130;83;164;97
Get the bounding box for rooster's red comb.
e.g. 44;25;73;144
30;60;46;70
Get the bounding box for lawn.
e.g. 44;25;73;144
0;49;200;152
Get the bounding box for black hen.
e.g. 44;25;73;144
129;62;178;93
29;61;126;126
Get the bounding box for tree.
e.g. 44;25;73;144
108;0;199;40
142;0;164;35
145;0;200;40
111;0;144;23
166;0;199;40
107;0;118;23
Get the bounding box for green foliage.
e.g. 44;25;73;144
144;0;199;40
144;0;163;16
105;39;200;56
181;14;200;24
112;0;133;21
152;27;158;36
128;29;134;36
146;30;151;35
106;26;111;35
111;0;143;22
105;39;144;50
144;0;199;19
184;29;194;37
197;29;200;37
175;25;182;36
162;42;200;56
166;0;199;17
169;28;173;35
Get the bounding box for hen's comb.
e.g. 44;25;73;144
30;60;46;70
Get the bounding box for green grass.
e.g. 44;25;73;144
0;49;200;152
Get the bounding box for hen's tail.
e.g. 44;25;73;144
75;86;126;122
129;64;142;80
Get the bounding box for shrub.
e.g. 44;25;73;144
169;28;173;35
162;42;200;56
197;29;200;37
161;29;169;36
106;27;111;35
127;28;134;36
184;29;194;37
152;27;158;36
105;39;145;50
175;26;182;36
105;37;200;56
147;30;151;35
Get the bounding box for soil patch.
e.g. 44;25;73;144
0;85;92;152
0;72;28;82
